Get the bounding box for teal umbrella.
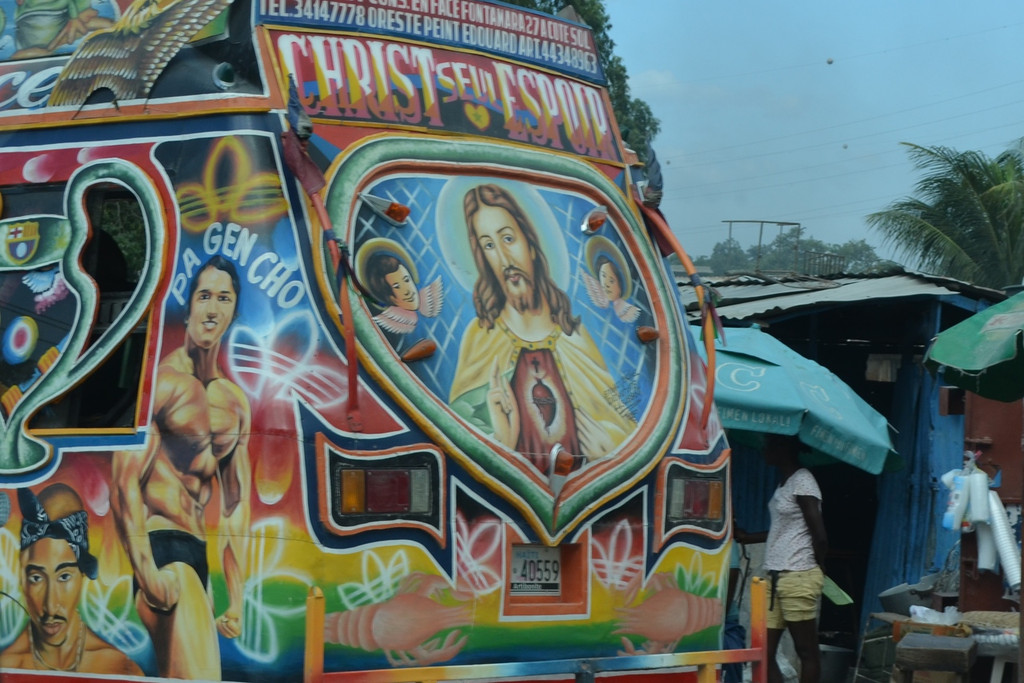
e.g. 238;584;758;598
924;291;1024;402
693;325;899;474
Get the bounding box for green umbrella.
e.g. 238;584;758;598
924;291;1024;402
693;325;899;474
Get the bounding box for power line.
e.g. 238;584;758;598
664;87;1024;168
660;120;1024;202
663;79;1024;163
670;22;1024;87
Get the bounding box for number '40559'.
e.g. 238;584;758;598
519;558;560;582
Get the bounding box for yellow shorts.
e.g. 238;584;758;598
765;566;823;629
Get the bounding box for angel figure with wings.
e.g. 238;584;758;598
359;238;443;343
581;236;642;324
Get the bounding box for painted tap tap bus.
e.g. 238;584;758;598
0;0;765;680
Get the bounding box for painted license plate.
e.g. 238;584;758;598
509;545;561;595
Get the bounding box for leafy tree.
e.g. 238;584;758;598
749;228;807;272
834;239;883;273
867;142;1024;289
697;229;882;276
707;238;748;275
101;198;146;281
505;0;661;156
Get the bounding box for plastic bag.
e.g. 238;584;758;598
909;605;961;625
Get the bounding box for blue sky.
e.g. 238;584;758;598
604;0;1024;265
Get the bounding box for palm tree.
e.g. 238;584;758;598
868;141;1024;289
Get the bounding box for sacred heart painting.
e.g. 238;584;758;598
0;160;164;473
327;137;691;541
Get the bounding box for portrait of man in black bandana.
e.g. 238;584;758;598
0;484;141;675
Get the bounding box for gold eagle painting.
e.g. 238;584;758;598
47;0;233;106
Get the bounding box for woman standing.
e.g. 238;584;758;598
736;434;828;683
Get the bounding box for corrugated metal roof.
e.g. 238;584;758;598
675;268;1005;322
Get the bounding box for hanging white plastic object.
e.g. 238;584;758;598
967;471;990;523
987;490;1021;591
976;522;998;572
942;475;969;531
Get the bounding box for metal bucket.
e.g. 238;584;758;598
820;644;855;682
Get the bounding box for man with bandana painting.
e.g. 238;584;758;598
0;485;142;675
